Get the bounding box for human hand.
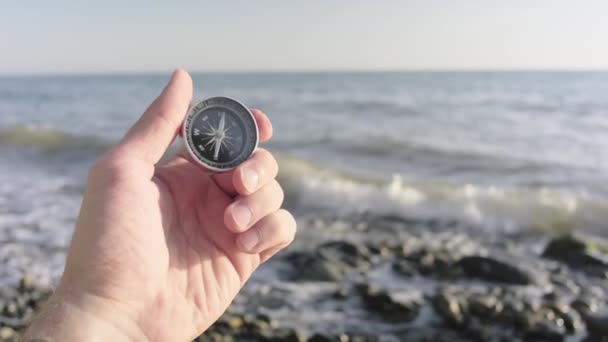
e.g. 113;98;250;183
23;69;296;341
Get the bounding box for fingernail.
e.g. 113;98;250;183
231;203;252;229
241;167;258;193
238;229;259;251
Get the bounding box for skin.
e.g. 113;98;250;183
23;69;296;342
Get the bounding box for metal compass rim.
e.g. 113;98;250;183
182;96;259;172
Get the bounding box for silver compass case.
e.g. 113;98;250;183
183;97;259;172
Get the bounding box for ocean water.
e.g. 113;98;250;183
1;71;608;284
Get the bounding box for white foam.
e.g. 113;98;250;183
279;156;608;234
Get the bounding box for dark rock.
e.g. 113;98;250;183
286;241;370;282
266;327;305;342
523;322;565;342
571;297;600;315
308;333;334;342
546;302;580;333
360;286;419;322
316;241;370;267
543;234;608;273
392;259;417;277
453;255;540;285
557;310;583;334
432;292;467;327
3;301;18;318
298;257;349;282
583;313;608;339
242;313;271;333
332;287;350;300
469;294;503;319
499;300;532;330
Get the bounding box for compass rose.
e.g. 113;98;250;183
201;112;234;160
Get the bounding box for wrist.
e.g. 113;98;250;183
23;285;148;342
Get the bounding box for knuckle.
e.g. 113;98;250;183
253;226;263;246
155;107;178;130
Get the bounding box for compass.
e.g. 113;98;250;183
183;97;258;172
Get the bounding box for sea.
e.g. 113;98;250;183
2;71;608;285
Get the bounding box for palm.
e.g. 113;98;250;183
154;157;261;334
81;156;262;341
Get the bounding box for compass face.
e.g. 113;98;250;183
183;97;258;171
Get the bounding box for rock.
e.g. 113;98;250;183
469;294;502;319
360;285;419;322
226;315;244;330
523;322;565;342
298;257;349;282
392;259;417;277
332;287;350;300
18;274;35;292
583;313;608;339
266;327;305;342
571;297;600;315
243;313;271;333
3;301;18;318
557;310;583;334
316;241;370;267
432;292;467;327
452;255;540;285
543;234;608;274
0;327;15;340
495;299;532;330
308;333;334;342
285;241;370;282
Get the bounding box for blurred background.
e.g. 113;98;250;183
2;1;608;341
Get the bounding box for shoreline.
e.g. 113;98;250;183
1;214;607;341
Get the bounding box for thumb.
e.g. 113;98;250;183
118;68;193;164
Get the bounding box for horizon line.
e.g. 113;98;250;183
2;68;608;77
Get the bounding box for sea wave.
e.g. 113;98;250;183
277;154;608;235
0;125;108;152
308;98;416;115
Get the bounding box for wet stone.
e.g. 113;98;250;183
360;286;419;322
571;297;600;315
307;333;334;342
286;241;370;282
543;234;608;273
392;259;417;277
265;327;305;342
432;292;466;327
583;313;608;339
523;322;565;342
469;294;503;319
452;255;540;285
0;327;15;340
332;287;350;300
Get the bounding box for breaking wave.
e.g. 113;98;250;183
0;125;108;152
278;155;608;235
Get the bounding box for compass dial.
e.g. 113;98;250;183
183;97;258;171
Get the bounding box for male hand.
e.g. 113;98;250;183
23;69;295;341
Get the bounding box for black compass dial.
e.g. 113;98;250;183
184;97;258;171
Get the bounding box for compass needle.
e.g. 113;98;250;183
219;112;226;131
213;139;221;160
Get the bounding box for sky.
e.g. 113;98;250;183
1;1;608;73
